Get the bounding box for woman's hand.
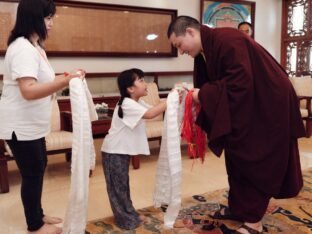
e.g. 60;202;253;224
66;69;86;80
61;69;86;85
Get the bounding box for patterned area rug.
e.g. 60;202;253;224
86;169;312;233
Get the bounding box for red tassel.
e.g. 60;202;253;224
181;90;207;162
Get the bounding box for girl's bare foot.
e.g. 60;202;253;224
139;214;147;222
43;215;63;224
27;223;62;234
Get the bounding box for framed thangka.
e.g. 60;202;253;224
200;0;255;36
0;0;177;57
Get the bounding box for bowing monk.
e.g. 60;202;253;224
168;16;305;234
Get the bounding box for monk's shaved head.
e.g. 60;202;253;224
167;16;200;38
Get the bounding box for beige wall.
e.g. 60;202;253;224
252;0;282;61
0;0;282;75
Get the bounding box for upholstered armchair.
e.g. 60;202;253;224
131;82;165;169
289;76;312;137
45;99;73;159
141;82;164;141
0;99;73;193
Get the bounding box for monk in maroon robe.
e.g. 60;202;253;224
168;16;305;234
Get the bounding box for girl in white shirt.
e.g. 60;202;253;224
0;0;83;233
101;69;167;229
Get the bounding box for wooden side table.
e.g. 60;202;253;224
62;109;113;137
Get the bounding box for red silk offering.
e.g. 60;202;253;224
181;90;207;162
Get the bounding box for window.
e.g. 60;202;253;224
281;0;312;76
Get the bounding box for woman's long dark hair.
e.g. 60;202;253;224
117;68;144;118
7;0;56;46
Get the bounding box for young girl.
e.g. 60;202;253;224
101;68;167;229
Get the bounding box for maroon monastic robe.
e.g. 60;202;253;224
195;26;305;221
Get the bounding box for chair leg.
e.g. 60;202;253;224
0;159;9;193
306;120;312;138
65;152;72;162
132;156;140;169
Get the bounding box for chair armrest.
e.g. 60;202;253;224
298;96;312;100
298;96;312;117
0;140;13;159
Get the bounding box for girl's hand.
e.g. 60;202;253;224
192;88;200;104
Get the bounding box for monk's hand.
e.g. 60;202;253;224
192;88;200;103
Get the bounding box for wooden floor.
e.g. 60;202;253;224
0;138;311;233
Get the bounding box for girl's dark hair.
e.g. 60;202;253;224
7;0;56;46
117;68;144;118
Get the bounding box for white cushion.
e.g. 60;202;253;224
289;76;312;97
140;83;163;122
300;108;309;117
46;131;73;151
145;121;163;139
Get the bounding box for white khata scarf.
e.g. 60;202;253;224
62;78;98;234
153;89;184;229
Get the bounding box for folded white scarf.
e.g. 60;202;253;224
62;78;98;234
153;90;183;228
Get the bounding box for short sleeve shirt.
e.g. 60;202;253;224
0;37;55;140
101;98;150;155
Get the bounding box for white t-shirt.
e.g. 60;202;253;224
0;37;55;140
101;98;150;155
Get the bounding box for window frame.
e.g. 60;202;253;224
281;0;312;76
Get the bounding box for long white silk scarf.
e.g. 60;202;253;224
153;90;183;229
62;78;98;234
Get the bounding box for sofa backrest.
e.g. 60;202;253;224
140;82;163;121
50;99;61;132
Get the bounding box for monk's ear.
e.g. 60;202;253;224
186;27;196;37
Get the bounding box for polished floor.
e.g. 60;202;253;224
1;138;312;233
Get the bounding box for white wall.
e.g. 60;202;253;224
252;0;282;61
0;0;282;75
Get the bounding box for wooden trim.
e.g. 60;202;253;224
282;35;312;42
0;0;177;57
84;71;193;78
0;71;193;80
281;0;312;76
280;0;287;68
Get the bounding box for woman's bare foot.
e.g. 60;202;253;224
27;223;62;234
43;215;63;224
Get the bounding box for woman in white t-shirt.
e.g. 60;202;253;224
101;69;167;229
0;0;84;233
